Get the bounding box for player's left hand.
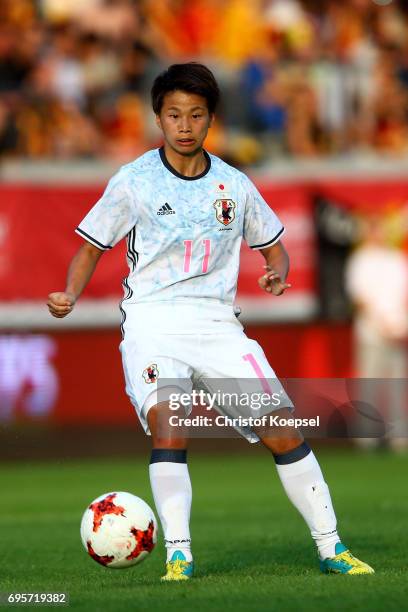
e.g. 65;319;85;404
258;265;291;296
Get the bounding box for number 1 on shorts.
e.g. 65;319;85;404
243;353;273;394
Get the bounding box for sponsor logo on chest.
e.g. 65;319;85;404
157;203;175;215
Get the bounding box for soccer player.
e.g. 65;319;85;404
47;63;374;580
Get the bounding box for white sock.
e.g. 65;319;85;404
149;461;192;562
275;449;340;559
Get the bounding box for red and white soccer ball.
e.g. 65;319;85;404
80;492;158;569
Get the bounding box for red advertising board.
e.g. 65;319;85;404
0;182;315;304
314;179;408;213
0;185;126;301
0;325;353;426
2;178;407;322
238;183;316;299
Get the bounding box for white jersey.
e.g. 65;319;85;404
76;148;284;330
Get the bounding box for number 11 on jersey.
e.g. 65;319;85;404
183;239;211;274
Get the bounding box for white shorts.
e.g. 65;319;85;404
119;301;293;443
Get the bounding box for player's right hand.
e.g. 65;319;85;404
47;292;76;318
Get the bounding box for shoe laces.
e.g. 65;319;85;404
335;550;360;566
335;550;373;574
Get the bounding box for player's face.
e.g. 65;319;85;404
156;90;214;156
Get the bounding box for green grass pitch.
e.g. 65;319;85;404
1;449;406;611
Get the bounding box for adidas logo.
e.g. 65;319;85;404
157;203;175;215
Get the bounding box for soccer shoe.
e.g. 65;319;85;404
320;542;374;575
161;550;194;581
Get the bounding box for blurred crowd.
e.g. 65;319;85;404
2;0;408;164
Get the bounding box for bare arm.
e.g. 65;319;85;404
47;242;104;318
257;241;291;296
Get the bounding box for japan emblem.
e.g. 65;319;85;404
213;199;236;226
142;364;159;384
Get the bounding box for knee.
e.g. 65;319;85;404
147;402;188;450
258;426;304;455
268;435;304;455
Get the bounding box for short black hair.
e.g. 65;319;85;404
151;63;220;115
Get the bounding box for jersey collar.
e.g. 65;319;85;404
159;146;211;181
